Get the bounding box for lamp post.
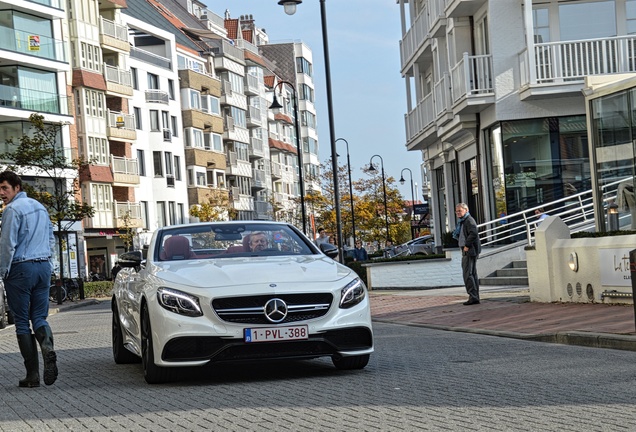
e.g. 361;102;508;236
277;0;344;263
336;138;356;245
399;168;415;240
369;155;390;244
269;80;307;234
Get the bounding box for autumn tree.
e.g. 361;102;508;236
1;113;94;297
189;188;235;222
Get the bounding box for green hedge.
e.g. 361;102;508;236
571;230;636;238
83;281;114;298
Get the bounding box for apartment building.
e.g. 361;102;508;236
397;0;636;241
0;0;80;277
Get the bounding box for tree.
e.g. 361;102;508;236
1;114;94;299
189;188;235;222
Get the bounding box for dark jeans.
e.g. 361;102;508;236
4;261;52;335
461;254;480;301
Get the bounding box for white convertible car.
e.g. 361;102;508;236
111;221;373;384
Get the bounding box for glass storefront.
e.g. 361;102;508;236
590;88;636;230
486;115;590;219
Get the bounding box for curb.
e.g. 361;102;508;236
49;298;103;315
373;319;636;352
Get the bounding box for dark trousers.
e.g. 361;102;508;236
461;254;480;301
4;261;52;335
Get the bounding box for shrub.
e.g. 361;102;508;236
571;230;636;238
345;253;444;288
83;281;114;298
442;231;458;248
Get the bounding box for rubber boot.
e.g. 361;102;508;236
16;334;40;388
34;325;57;386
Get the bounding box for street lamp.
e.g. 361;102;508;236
277;0;344;263
269;80;307;234
336;138;356;246
399;168;415;240
369;154;390;244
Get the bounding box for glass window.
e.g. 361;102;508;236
156;202;166;227
168;79;175;99
628;0;636;35
150;110;160;131
533;7;550;43
147;73;159;90
153;151;163;176
134;107;142;129
559;1;616;41
165;152;173;176
174;155;181;180
137;149;146;176
131;67;138;90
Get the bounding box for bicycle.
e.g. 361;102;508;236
49;278;80;303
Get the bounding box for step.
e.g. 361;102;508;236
508;260;528;269
479;276;529;286
496;268;528;277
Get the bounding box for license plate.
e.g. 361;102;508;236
244;325;308;343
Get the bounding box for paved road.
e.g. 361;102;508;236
1;301;636;431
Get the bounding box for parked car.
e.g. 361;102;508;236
111;221;374;384
395;235;436;256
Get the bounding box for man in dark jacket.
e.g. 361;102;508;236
453;203;481;305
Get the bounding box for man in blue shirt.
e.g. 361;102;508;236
352;241;368;262
0;171;57;387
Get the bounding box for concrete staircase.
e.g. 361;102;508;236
480;260;528;286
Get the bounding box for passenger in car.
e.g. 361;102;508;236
248;232;268;252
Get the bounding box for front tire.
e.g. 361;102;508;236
141;304;173;384
332;354;370;370
112;299;140;364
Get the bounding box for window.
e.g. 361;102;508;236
189;89;201;110
168;79;175;99
83;89;105;118
134;107;142;129
153;151;163;176
131;67;138;90
296;57;313;77
301;111;316;128
235;142;249;161
628;0;636;35
168;202;176;225
185;128;204;148
174;155;181;180
147;73;159;90
171;116;178;137
80;42;102;72
150;110;160;131
90;183;112;212
196;171;206;186
559;1;616;41
299;84;314;102
162;111;170;130
137;149;146;176
532;7;550;43
141;201;149;229
178;203;185;225
227;71;244;93
230;106;246;128
208;96;220;115
302;137;318;156
87;136;108;165
205;132;223;152
164;152;173;176
156;201;166;227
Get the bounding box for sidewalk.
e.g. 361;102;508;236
370;287;636;351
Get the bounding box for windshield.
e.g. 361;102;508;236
155;223;316;261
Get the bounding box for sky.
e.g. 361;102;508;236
207;0;422;202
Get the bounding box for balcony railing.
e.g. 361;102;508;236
0;84;68;115
400;6;429;67
252;168;266;188
100;17;128;42
247;105;262;126
130;47;171;70
250;137;264;157
405;93;435;142
245;74;260;94
433;72;451;118
209;39;244;62
104;65;132;87
522;35;636;85
145;90;169;104
450;53;493;103
111;155;138;175
107;110;135;130
114;201;142;219
0;27;66;62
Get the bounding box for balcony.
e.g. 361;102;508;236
445;0;487;18
0;27;67;63
145;90;169;104
249;137;265;159
427;0;447;38
273;192;285;204
130;47;171;70
519;35;636;100
104;65;133;96
433;72;453;125
111;155;139;185
271;161;283;179
450;53;494;113
106;110;136;141
405;93;436;151
246;105;262;127
244;74;260;95
252;168;267;190
0;84;68;115
400;6;431;73
226;151;251;177
114;201;143;229
99;17;129;53
254;200;272;220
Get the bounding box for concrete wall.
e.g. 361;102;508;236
528;216;636;304
364;250;463;289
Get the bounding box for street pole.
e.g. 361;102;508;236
336;138;356;246
269;81;307;235
400;168;415;240
370;154;390;244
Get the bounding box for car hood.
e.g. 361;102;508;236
151;255;352;288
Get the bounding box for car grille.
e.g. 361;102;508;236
161;327;373;362
212;293;333;324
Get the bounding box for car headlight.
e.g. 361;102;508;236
340;278;366;309
157;287;203;317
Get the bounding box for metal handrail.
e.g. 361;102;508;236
477;176;631;247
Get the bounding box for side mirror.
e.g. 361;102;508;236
320;243;338;259
119;250;143;268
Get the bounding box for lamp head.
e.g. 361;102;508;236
368;164;377;173
278;0;302;15
269;95;283;111
399;176;405;185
